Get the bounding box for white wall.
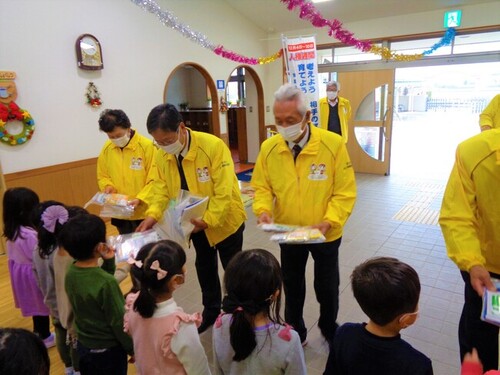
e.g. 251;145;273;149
263;1;500;124
0;0;268;173
245;72;259;163
165;68;189;110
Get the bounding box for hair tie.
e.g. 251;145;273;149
41;205;69;233
150;260;168;280
127;256;143;268
234;306;244;313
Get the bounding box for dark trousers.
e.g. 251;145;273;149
459;270;500;371
77;343;128;375
32;315;50;339
111;218;143;235
191;223;245;314
280;237;341;343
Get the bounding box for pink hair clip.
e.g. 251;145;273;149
127;256;143;268
41;205;69;233
150;260;168;280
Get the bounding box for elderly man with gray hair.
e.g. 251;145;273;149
319;80;352;143
251;83;357;347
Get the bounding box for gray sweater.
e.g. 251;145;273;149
212;314;306;375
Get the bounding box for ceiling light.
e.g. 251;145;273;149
311;0;332;3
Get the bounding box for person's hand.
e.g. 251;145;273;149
463;348;481;365
128;199;140;209
104;185;117;194
136;217;157;232
311;221;332;235
99;243;115;260
469;265;495;297
191;218;208;233
258;212;272;224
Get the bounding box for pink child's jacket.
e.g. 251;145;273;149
462;361;500;375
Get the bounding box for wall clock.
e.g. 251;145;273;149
75;34;104;70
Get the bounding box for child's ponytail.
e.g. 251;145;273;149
222;249;284;362
132;240;186;318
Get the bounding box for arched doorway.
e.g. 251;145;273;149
225;65;264;165
164;62;220;137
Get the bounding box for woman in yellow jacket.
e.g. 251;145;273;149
318;80;352;143
137;103;246;334
479;93;500;131
97;109;156;234
439;129;500;371
252;83;356;345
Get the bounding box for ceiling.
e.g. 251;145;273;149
223;0;495;34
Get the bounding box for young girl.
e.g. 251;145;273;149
33;202;81;375
124;239;211;375
212;249;306;375
2;187;52;347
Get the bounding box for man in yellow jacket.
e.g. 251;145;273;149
97;109;156;234
319;80;352;143
137;103;246;333
252;83;356;345
439;129;500;371
479;93;500;131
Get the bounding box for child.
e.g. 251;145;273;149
324;256;433;375
33;202;80;375
462;348;500;375
58;214;133;375
212;249;306;375
0;327;50;375
124;240;211;375
2;187;53;347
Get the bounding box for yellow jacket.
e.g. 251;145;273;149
144;129;246;246
97;130;156;220
319;96;352;143
251;125;356;242
479;94;500;130
439;129;500;273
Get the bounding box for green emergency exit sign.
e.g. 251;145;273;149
444;10;461;28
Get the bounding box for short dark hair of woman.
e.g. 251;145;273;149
146;103;183;134
98;109;131;132
0;328;50;375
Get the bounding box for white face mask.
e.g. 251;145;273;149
276;118;305;142
158;136;184;155
111;133;130;148
327;91;338;101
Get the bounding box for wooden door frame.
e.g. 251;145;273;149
339;69;395;175
164;62;220;137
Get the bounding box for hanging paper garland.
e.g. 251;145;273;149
86;82;102;107
0;102;35;146
131;0;282;65
281;0;456;62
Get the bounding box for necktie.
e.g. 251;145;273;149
177;155;189;191
292;144;302;162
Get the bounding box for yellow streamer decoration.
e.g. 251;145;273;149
369;45;424;62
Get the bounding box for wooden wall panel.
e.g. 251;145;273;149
4;158;99;210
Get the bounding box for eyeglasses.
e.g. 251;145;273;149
154;128;180;146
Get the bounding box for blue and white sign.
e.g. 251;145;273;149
217;80;225;90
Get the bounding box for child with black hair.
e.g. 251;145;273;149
212;249;306;375
324;256;433;375
124;240;211;374
58;214;133;375
0;327;50;375
2;187;52;347
32;202;80;375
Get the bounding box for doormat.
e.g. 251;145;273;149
236;168;253;182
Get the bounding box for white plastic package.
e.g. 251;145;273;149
108;229;160;262
270;228;326;244
84;192;135;219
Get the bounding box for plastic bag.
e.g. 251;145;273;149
258;223;299;233
154;190;209;250
107;229;160;262
270;228;326;244
84;192;135;219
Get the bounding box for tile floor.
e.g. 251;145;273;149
175;172;462;375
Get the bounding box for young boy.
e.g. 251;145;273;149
324;257;433;375
58;214;133;375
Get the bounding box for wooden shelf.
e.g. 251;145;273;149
180;110;212;133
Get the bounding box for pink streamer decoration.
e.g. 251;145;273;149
282;0;372;52
214;46;259;65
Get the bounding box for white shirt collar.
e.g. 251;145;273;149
153;297;179;318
